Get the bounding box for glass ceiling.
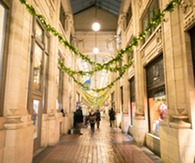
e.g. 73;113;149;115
70;0;122;16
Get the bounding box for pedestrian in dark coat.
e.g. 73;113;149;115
89;111;96;133
75;106;83;135
109;108;116;128
95;109;101;128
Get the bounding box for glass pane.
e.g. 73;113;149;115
150;1;156;20
149;95;167;136
45;35;49;52
142;14;149;41
56;57;63;111
43;54;48;113
33;43;43;91
35;22;44;42
56;67;60;110
143;14;148;31
33;100;40;139
0;3;6;83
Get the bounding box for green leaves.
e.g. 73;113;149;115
20;0;181;104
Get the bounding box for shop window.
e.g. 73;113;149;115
33;99;40;138
146;56;166;136
0;2;7;116
141;0;160;43
129;77;136;125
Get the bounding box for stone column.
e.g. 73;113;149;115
132;48;148;145
160;3;194;162
3;0;34;162
121;51;130;133
46;27;59;145
131;0;148;145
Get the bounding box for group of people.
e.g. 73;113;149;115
87;109;101;133
73;106;116;135
74;106;102;134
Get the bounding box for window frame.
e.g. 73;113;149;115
0;1;10;116
141;0;160;43
146;55;166;136
28;18;50;115
56;53;64;111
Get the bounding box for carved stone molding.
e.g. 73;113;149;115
119;13;127;31
170;114;191;129
181;0;195;30
135;107;145;120
169;107;191;129
181;0;193;14
4;115;24;129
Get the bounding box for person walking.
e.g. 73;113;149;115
109;108;116;128
75;106;83;135
108;109;112;127
95;109;101;128
89;110;96;133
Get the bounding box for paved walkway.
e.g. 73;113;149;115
33;119;161;163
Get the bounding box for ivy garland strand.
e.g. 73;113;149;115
19;0;181;103
20;0;181;74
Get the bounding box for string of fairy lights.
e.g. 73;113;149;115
19;0;181;105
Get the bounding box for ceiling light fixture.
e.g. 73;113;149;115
92;22;100;31
93;47;99;54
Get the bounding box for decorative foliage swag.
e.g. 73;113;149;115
19;0;181;105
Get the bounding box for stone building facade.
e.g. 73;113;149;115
0;0;76;162
117;0;195;162
0;0;195;163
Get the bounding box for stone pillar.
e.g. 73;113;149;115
121;51;130;133
2;0;34;162
46;33;59;145
160;3;195;162
133;48;148;145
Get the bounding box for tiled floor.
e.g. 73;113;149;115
33;119;161;163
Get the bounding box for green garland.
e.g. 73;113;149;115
20;0;181;73
20;0;181;104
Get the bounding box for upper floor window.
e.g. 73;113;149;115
126;3;132;27
142;0;160;43
59;2;65;30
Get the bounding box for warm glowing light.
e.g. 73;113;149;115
92;22;101;31
93;48;99;54
94;92;98;97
